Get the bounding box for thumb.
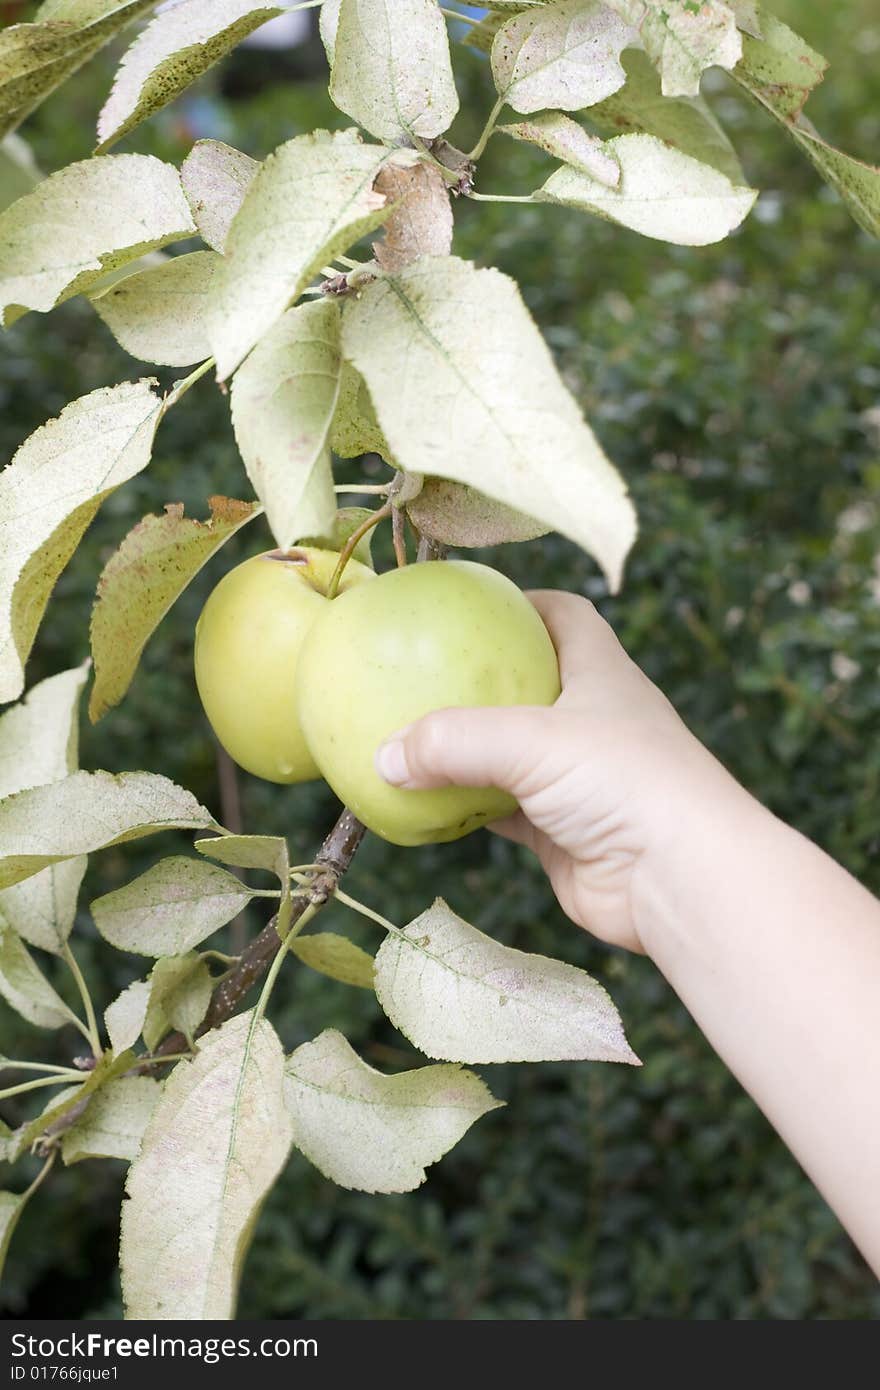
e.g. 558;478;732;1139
375;706;550;797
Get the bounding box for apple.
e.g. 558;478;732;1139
194;547;373;783
295;560;561;845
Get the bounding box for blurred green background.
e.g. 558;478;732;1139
1;1;879;1320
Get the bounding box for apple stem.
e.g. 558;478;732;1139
326;500;393;600
392;505;408;568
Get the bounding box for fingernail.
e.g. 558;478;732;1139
376;737;411;786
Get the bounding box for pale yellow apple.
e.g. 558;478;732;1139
295;560;561;845
194;547;373;783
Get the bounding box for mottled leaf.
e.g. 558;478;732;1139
0;154;194;326
374;899;640;1064
373;161;454;271
537;131;756;244
341;255;635;590
89;496;260;722
207;130;393;380
407;477;549;547
97;0;287;151
230;300;341;550
105;979;150;1056
142;953;212;1050
61;1074;159;1164
0;921;81;1030
92;857;253;957
180;139;259;253
616;0;742;97
284;1029;501;1192
121;1011;292;1319
329;361;393;462
291;933;375;990
0;771;217;891
195;834;291;934
91;250;219;367
499;112;621;185
329;0;459;142
0;379;162;705
492;0;636;114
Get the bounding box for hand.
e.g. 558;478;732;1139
375;590;741;954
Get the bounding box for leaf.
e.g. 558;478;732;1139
284;1029;501;1193
0;154;194;327
0;921;81;1030
728;1;761;38
499;112;621;185
407;477;549;548
587;47;743;181
0;134;42;213
207;130;393;380
329;0;459;143
61;1075;159;1165
96;0;287;151
732;13;879;238
621;0;742;97
374;899;640;1065
121;1011;293;1320
291;934;375;990
230;300;341;550
329;362;393;462
319;0;342;65
9;1050;129;1159
0;664;89;954
92;857;253;958
492;0;637;114
142;953;212;1050
0;2;156;140
298;507;377;569
0;771;217;891
340;255;635;591
88;496;260;722
91;250;219;367
180;139;259;253
0;379;163;706
105;979;150;1056
195;834;291;934
372;161;454;272
537;131;757;244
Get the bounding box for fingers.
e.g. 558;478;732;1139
488;810;540;851
375;705;551;797
524;590;626;685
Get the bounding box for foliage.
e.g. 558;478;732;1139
0;0;878;1320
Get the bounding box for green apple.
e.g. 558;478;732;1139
295;560;561;845
194;547;373;783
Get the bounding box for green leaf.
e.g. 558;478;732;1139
329;0;459;142
731;11;879;238
728;1;761;38
142;953;212;1050
291;933;375;990
284;1029;501;1193
374;898;640;1065
612;0;742;97
298;507;377;569
536;131;756;244
329;362;393;463
195;834;291;934
0;2;156;140
0;921;81;1030
88;495;260;722
406;478;549;548
0;379;163;705
105;979;150;1056
91;250;219;367
0;664;89;954
207;130;394;380
180;139;258;254
319;0;342;65
587;48;743;182
8;1050;132;1158
231;300;341;550
92;857;253;958
499;112;621;185
0;134;42;213
96;0;287;151
0;771;217;891
340;255;636;590
491;0;636;114
121;1011;293;1319
61;1074;159;1165
0;154;194;327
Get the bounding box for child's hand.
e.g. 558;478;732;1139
376;591;738;954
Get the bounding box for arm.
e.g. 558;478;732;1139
375;591;880;1276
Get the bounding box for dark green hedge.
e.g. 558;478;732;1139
1;1;878;1319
